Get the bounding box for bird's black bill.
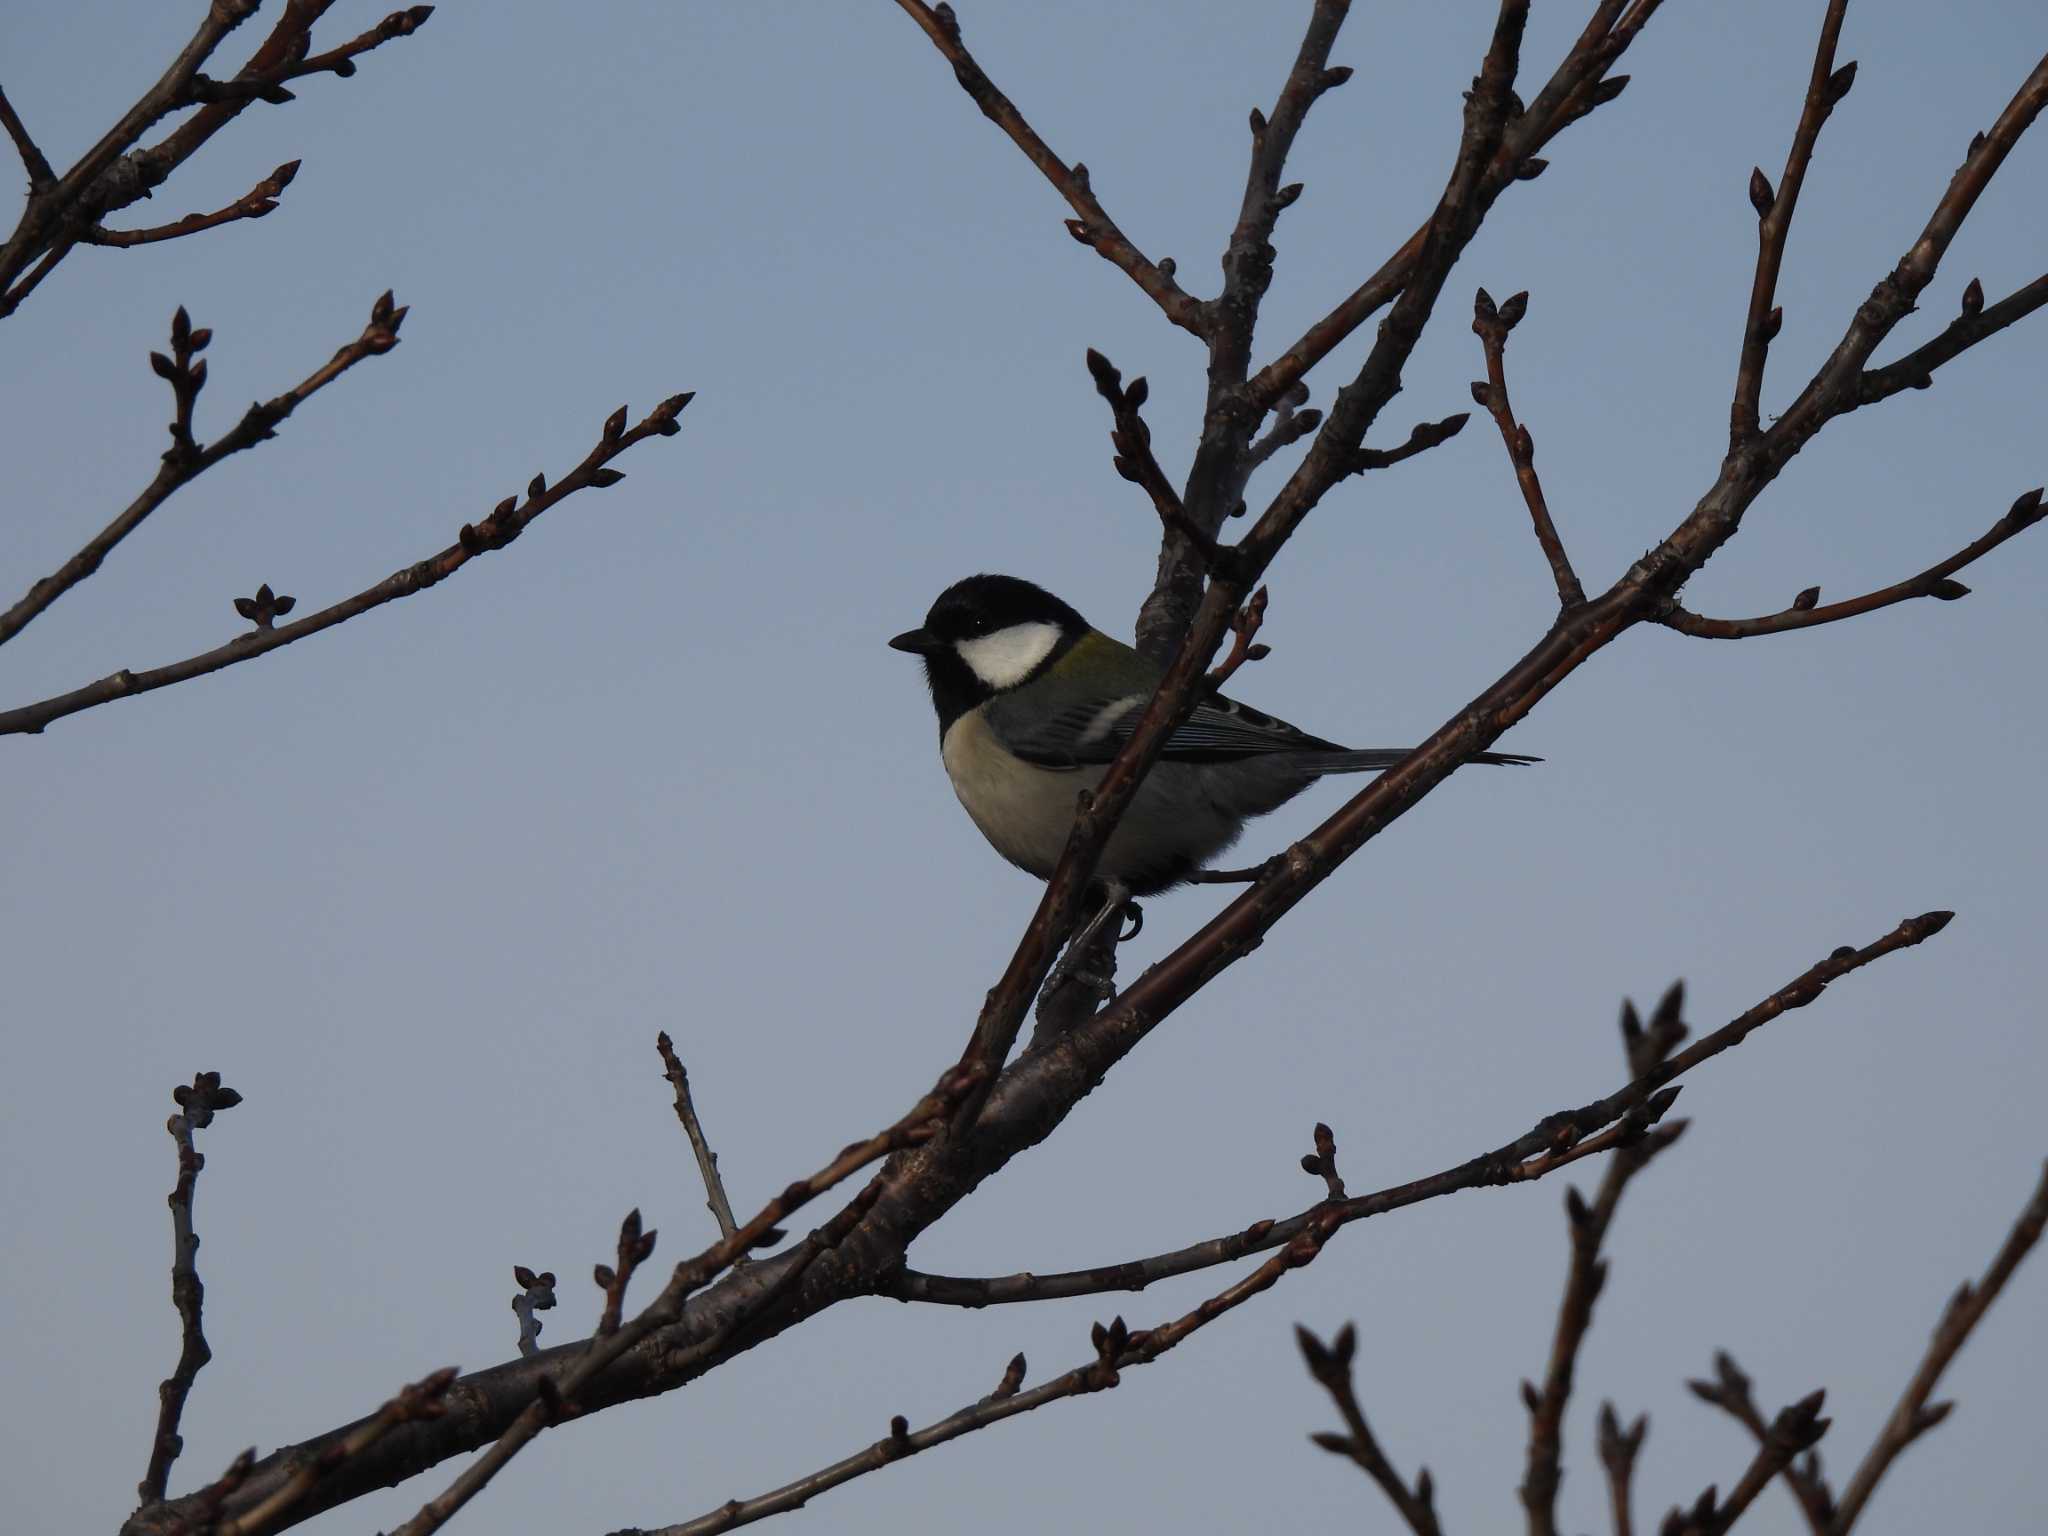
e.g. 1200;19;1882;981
889;627;945;655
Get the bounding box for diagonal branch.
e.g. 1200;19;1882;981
890;915;1945;1311
138;1072;242;1507
81;159;299;248
1;292;397;650
1829;1160;2048;1533
1659;486;2045;638
656;1033;743;1251
626;1231;1331;1536
1672;1392;1831;1536
0;82;56;187
890;0;1205;337
0;389;694;735
1730;0;1853;444
1857;270;2048;404
1471;286;1584;607
1084;347;1233;574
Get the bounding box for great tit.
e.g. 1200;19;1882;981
889;574;1536;897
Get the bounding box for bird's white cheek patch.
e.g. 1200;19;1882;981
956;622;1062;689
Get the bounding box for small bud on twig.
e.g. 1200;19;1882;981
1749;166;1775;219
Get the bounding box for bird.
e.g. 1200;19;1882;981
888;573;1536;899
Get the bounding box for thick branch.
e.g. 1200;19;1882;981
138;1072;242;1507
1731;0;1852;444
892;916;1942;1310
0;294;398;651
1829;1161;2048;1532
1473;287;1584;608
1659;487;2044;638
890;1;1204;337
0;391;693;734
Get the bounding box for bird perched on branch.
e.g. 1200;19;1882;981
889;574;1536;899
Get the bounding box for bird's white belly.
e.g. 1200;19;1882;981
939;711;1241;887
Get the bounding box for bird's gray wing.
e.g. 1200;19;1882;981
984;686;1341;768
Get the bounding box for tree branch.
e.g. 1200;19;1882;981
1520;984;1691;1536
1658;487;2044;638
1730;0;1853;444
0;389;694;735
1299;1321;1443;1536
1084;347;1234;575
889;914;1945;1311
0;293;400;651
1472;287;1585;608
1686;1352;1836;1534
656;1033;743;1251
1667;1392;1831;1536
890;0;1205;337
622;1228;1332;1536
138;1072;242;1507
382;1063;986;1536
1828;1160;2048;1532
0;82;56;187
81;159;299;248
1856;270;2048;404
1596;1402;1648;1536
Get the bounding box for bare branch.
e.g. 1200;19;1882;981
138;1072;242;1507
0;82;56;186
206;1368;458;1536
1857;270;2048;404
890;1;1205;337
1203;586;1269;693
656;1033;742;1250
1349;411;1472;473
634;1230;1331;1536
594;1210;659;1338
0;294;399;650
183;5;437;104
1659;487;2044;638
1686;1353;1836;1534
1085;347;1234;575
889;913;1949;1310
384;1063;987;1536
1472;287;1585;608
1299;1322;1443;1536
0;389;694;734
510;1267;557;1359
1597;1402;1648;1536
81;159;299;248
1731;1;1852;444
1830;1160;2048;1532
1521;987;1688;1536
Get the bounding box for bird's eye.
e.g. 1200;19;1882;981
964;615;991;636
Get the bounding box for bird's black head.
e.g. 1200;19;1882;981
889;574;1090;732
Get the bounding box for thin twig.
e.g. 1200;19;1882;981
627;1227;1332;1535
888;913;1950;1309
656;1033;742;1250
1660;487;2044;638
1350;411;1472;473
0;82;56;186
0;293;400;651
1596;1402;1647;1536
890;1;1205;337
1471;287;1585;608
1687;1353;1836;1534
1520;982;1688;1536
1299;1321;1443;1536
510;1266;557;1359
385;1063;987;1536
1204;586;1269;692
82;160;299;247
0;390;694;734
138;1072;242;1507
1731;0;1853;444
1829;1160;2048;1532
595;1210;659;1338
1857;270;2048;404
1084;347;1233;574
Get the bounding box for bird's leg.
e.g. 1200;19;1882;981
1039;878;1134;1014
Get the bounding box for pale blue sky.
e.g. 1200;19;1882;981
4;4;2045;1533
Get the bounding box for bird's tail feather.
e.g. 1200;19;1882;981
1313;748;1541;771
